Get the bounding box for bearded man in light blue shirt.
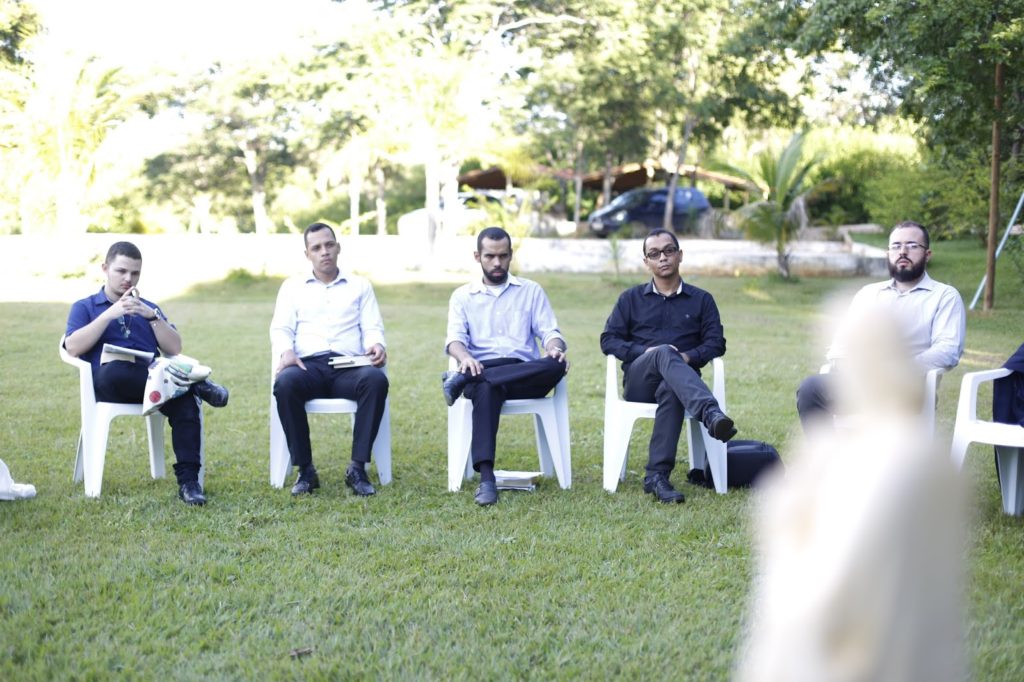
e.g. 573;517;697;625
443;227;569;506
797;220;966;430
271;223;389;497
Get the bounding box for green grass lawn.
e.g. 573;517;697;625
1;238;1022;679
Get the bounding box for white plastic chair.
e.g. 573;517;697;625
603;355;728;494
446;360;571;492
820;363;945;433
268;357;392;488
950;368;1024;515
59;335;188;498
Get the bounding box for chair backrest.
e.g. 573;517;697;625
59;335;98;413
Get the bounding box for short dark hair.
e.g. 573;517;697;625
892;221;930;248
304;222;336;247
642;229;679;255
476;226;512;252
105;241;142;264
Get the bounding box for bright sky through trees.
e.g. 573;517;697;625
30;0;342;72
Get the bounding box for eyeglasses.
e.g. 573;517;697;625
887;242;926;253
645;245;680;260
118;316;131;338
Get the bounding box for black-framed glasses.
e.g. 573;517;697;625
645;245;680;260
887;241;926;253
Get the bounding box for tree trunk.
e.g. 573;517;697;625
663;116;696;232
424;158;440;249
240;143;273;235
572;141;584;225
375;165;387;236
349;173;361;236
602;151;614;207
984;61;1003;311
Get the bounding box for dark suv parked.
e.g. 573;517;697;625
587;186;710;237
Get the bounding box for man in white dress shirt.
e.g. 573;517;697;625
796;221;966;430
443;227;569;506
270;223;389;496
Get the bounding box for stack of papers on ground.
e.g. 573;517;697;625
494;470;542;491
328;355;372;368
100;343;155;365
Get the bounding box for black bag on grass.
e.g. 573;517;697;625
686;439;782;489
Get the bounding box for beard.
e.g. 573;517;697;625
889;257;926;283
482;267;508;284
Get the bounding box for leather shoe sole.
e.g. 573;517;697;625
195;380;229;408
709;414;737;442
441;371;468;407
474;481;499;506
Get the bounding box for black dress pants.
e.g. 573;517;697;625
622;345;720;476
93;360;203;485
273;355;389;470
461;356;567;469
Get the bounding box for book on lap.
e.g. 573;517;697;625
328;355;372;369
100;343;155;365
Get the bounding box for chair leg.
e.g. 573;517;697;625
533;412;555;478
603;416;637;492
268;396;291;488
996;446;1024;516
689;418;728;495
146;414;166;480
83;416;113;498
73;431;85;483
447;400;473;492
950;429;971;470
371;400;393;485
534;409;569;489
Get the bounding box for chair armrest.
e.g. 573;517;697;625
59;334;97;411
956;368;1013;423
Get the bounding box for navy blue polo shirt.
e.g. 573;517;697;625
65;287;172;369
600;279;726;372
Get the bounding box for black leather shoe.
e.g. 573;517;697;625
194;379;229;408
441;370;468;406
291;470;320;496
705;409;737;442
178;480;207;506
643;473;685;504
474;481;499;506
345;464;376;497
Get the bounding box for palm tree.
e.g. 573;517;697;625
727;132;820;279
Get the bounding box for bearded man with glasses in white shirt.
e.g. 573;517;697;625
796;221;966;430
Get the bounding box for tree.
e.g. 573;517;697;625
725;132;819;279
143;59;330;234
773;0;1024;307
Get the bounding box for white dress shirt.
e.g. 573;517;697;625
445;274;565;362
270;269;386;360
827;272;966;370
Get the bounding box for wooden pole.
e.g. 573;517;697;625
984;61;1004;311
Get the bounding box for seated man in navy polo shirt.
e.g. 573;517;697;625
64;241;228;506
600;229;737;504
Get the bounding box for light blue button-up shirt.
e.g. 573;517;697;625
445;274;565;362
827;272;966;370
270;269;386;360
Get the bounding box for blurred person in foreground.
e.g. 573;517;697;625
271;223;389;497
796;220;966;430
600;229;736;504
442;226;568;507
739;304;966;681
64;241;228;506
